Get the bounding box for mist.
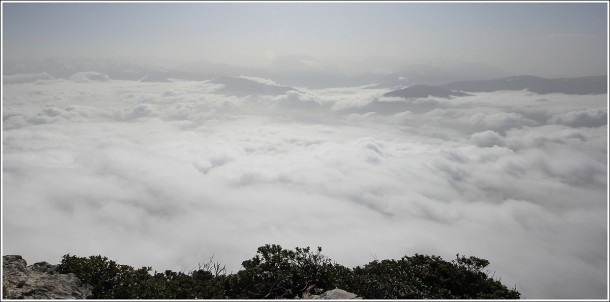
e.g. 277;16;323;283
2;2;608;299
3;2;607;77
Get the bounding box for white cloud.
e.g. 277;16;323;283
238;75;279;86
2;81;607;299
470;130;505;147
465;111;537;133
549;107;607;128
271;90;323;110
299;85;385;110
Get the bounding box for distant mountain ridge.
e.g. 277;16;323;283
3;57;607;95
385;75;607;98
210;76;298;96
0;57;510;87
442;75;607;95
384;85;471;99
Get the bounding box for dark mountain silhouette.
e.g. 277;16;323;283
344;97;446;115
210;76;298;96
384;85;471;99
138;73;172;82
4;58;607;95
170;57;509;88
364;75;607;115
390;61;509;86
384;75;607;99
441;75;607;95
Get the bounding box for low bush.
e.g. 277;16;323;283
57;245;520;299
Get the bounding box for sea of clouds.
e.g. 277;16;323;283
2;75;607;298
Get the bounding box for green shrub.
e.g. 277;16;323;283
224;244;351;298
57;254;225;299
348;253;520;299
56;246;520;299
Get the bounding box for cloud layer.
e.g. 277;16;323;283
2;77;607;299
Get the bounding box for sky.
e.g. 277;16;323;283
1;1;609;300
2;2;608;77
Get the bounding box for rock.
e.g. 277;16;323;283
2;255;92;299
30;261;59;275
309;288;363;299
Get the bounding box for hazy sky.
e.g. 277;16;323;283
2;2;607;76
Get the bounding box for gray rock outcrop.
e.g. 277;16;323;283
307;288;363;299
2;255;92;299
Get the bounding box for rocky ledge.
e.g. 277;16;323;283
305;288;363;299
2;255;92;299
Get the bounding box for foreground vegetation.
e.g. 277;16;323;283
57;244;520;299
